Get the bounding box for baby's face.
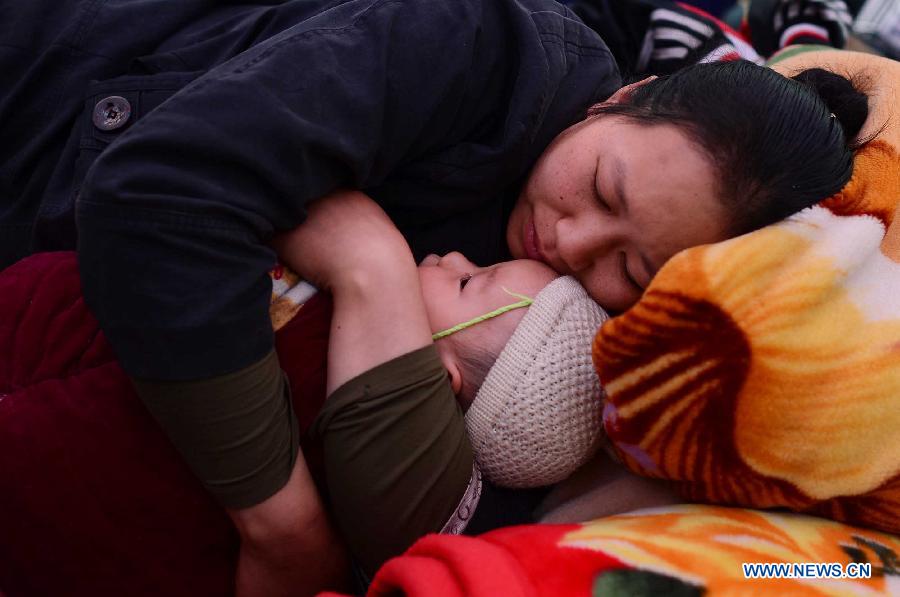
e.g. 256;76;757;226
418;252;558;340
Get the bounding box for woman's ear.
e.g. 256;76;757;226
587;76;658;114
434;341;463;395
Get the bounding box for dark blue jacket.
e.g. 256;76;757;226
2;0;620;380
3;0;345;264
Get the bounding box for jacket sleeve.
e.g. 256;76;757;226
75;0;514;380
311;344;474;576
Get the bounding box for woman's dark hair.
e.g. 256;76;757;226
590;61;872;235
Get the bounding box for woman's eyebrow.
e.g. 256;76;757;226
613;156;629;214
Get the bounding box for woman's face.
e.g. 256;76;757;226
507;115;729;312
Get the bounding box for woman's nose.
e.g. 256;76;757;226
555;216;615;274
438;251;478;273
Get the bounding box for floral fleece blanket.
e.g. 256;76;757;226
595;48;900;537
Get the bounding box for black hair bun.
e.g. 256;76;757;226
792;68;869;143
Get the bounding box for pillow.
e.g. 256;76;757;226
593;49;900;535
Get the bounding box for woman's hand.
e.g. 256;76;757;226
272;189;415;290
229;454;350;597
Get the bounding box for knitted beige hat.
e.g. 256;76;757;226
465;276;609;488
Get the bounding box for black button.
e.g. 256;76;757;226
92;96;132;131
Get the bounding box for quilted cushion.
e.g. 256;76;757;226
0;251;331;596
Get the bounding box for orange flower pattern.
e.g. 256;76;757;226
563;505;900;596
594;136;900;534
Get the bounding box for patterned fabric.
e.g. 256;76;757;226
748;0;853;57
772;0;852;49
563;506;900;595
563;0;762;77
639;2;763;73
269;262;318;331
439;464;484;535
593;50;900;536
326;505;900;596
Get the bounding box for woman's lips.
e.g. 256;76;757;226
524;217;548;264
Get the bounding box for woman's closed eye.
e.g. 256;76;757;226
594;187;612;212
594;163;612;212
619;251;642;291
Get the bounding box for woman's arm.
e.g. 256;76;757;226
229;454;349;597
78;6;505;593
76;0;513;518
273;190;432;393
76;0;617;527
76;0;513;382
74;0;617;589
276;191;474;574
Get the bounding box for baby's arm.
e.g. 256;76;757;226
275;191;475;574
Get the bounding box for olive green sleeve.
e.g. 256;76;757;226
311;344;473;575
131;349;299;509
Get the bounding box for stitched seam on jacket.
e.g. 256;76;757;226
99;0;406;158
77;199;253;232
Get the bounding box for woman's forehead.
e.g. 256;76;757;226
611;124;729;262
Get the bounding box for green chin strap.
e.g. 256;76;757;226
431;288;534;341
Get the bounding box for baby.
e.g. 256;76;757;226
420;251;606;489
274;190;608;575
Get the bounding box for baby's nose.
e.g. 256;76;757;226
438;251;477;272
419;254;441;267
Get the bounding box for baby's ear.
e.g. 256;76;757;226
434;341;463;396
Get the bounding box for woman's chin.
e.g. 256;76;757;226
506;230;525;259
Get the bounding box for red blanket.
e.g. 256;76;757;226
0;251;330;597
